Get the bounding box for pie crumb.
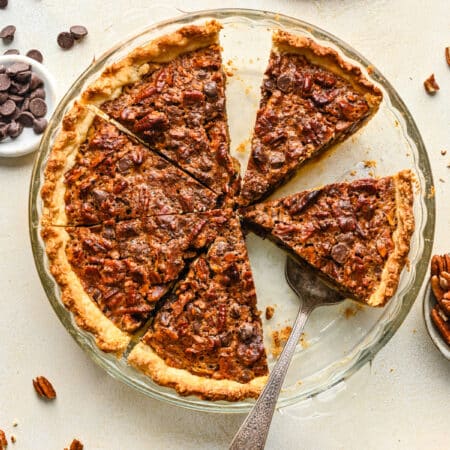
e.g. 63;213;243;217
271;326;292;357
265;305;275;320
424;74;439;94
344;306;358;319
441;150;447;156
10;434;16;444
363;160;377;168
12;419;18;427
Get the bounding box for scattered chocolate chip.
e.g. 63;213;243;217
10;81;30;96
0;99;16;116
0;25;15;44
3;48;19;55
26;49;44;63
57;31;75;50
29;73;43;91
7;120;23;138
8;93;23;104
0;73;11;91
0;92;7;103
29;97;47;117
17;111;34;127
70;25;88;40
15;70;31;83
33;117;47;134
21;96;30;111
0;0;8;8
29;87;45;100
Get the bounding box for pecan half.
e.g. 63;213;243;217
32;376;56;400
424;74;439;94
0;429;7;449
66;439;84;450
431;305;450;345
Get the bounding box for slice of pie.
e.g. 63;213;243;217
41;210;229;354
129;213;268;400
41;109;218;226
82;20;240;202
239;30;383;206
241;171;414;306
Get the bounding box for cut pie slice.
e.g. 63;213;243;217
241;171;414;307
82;20;240;202
129;213;268;401
240;30;383;206
41;210;229;354
41;109;218;226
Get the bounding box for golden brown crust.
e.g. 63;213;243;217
128;343;267;401
41;226;131;355
368;170;415;306
273;29;383;110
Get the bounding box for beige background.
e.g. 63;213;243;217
0;1;449;449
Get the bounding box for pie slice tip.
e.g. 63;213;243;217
41;225;131;356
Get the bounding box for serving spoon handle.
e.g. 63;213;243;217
229;303;312;450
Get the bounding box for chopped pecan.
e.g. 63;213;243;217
32;376;56;400
265;305;275;320
445;47;450;66
65;439;84;450
424;74;439;94
0;429;7;449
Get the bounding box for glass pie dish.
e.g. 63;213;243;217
29;8;435;413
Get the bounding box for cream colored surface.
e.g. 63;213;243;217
0;1;448;449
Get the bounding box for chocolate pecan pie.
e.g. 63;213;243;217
240;30;383;206
42;210;228;353
242;171;414;306
129;214;268;400
41;110;218;226
40;21;414;402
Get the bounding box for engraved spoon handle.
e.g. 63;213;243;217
229;303;313;450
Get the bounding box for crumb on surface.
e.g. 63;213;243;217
424;73;439;94
441;150;447;156
439;178;445;183
367;65;374;75
427;186;435;199
344;306;358;319
12;419;18;427
10;434;16;444
265;305;275;320
350;170;356;176
235;139;249;154
390;368;394;373
363;160;377;168
271;326;292;357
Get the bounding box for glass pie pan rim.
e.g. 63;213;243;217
29;8;435;413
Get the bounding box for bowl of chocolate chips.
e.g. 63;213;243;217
0;54;56;157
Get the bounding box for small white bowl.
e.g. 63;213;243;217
0;54;57;157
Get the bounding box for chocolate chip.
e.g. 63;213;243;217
0;25;15;44
0;92;7;104
69;25;88;40
3;49;19;55
10;81;30;96
26;49;44;63
0;74;11;92
0;125;7;140
331;243;350;264
9;94;23;104
6;62;31;76
57;32;74;50
17;111;34;127
21;96;30;111
204;81;218;97
15;71;31;83
7;121;23;138
29;73;44;91
29;98;47;117
0;99;16;116
33;117;47;134
0;0;8;9
277;73;293;93
29;87;45;100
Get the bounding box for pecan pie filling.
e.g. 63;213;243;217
65;211;228;332
63;117;218;225
240;50;378;206
143;215;267;383
242;171;414;305
101;45;240;202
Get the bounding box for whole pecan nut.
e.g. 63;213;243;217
32;376;56;400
